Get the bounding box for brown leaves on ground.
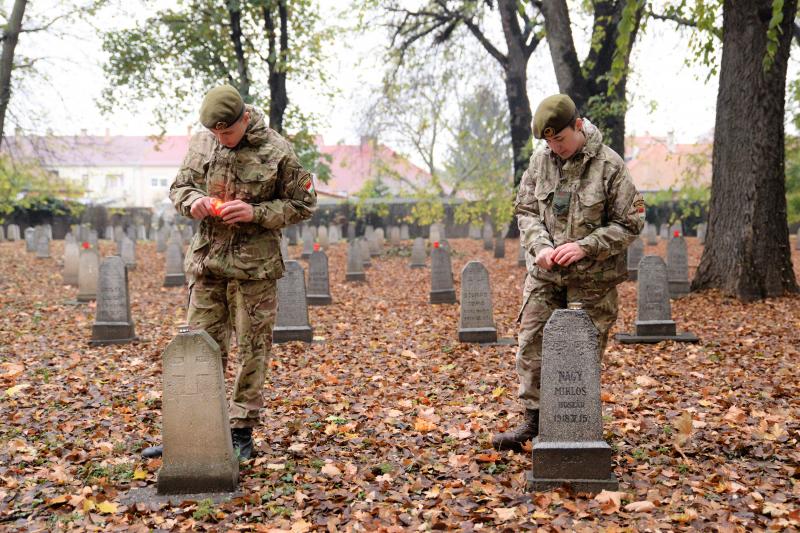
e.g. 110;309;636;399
0;236;799;531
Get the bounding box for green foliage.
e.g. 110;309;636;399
354;178;391;219
609;0;645;93
289;129;332;184
407;189;445;227
763;0;785;72
658;0;722;78
0;156;85;223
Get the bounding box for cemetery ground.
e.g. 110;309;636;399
1;237;799;532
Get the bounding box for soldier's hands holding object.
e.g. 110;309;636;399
552;242;587;266
535;247;556;270
190;196;216;220
219;199;254;224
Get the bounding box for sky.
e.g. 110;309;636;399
13;0;773;150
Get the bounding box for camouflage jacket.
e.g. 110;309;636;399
515;119;644;286
169;105;317;281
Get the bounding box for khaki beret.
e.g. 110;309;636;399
199;85;245;130
533;94;577;139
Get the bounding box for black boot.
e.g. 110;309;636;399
491;409;539;452
231;427;253;460
141;445;163;458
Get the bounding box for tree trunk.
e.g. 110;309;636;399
0;0;28;143
692;0;799;301
227;1;251;102
264;1;288;133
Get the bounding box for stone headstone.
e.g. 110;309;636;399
365;225;374;241
63;241;79;286
24;227;35;252
7;224;20;241
658;223;668;240
346;241;366;281
88;230;99;249
91;256;137;345
796;227;800;250
469;224;482;240
644;224;658;246
697;223;707;245
666;236;690;298
529;307;618;493
670;220;683;237
126;226;136;242
346;223;356;242
375;228;385;248
137;224;147;241
317;226;329;249
389;226;401;246
301;234;314;259
328;225;340;244
409;237;426;268
114;225;124;243
285;224;299;246
308;224;318;239
457;262;497;343
280;237;289;264
44;224;53;240
429;223;442;244
164;243;186;287
77;247;100;302
626;238;645;281
35;233;50;259
368;234;381;257
359;238;371;268
168;228;183;249
273;260;314;343
104;227;115;241
518;244;526;267
429;245;456;304
156;226;167;252
400;224;410;240
157;328;238;494
616;256;698;343
80;225;92;243
493;234;505;259
120;236;137;271
0;225;5;241
65;232;75;244
307;250;332;305
482;223;493;251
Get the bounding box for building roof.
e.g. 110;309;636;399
625;134;712;192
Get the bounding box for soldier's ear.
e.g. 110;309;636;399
575;117;583;132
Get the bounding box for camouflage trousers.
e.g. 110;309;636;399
516;274;618;410
188;274;277;428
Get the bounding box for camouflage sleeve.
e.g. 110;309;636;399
576;164;644;261
514;168;554;257
169;136;209;217
251;154;317;229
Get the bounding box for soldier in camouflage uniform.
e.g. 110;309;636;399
492;94;644;452
143;85;317;460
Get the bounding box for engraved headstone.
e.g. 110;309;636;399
796;227;800;250
65;232;75;244
137;224;147;241
518;244;526;267
482;223;493;251
429;244;456;304
469;224;482;240
644;224;658;246
359;238;371;268
626;238;645;281
114;225;124;243
168;228;183;248
0;225;5;241
670;220;682;237
458;261;497;343
400;224;409;240
667;236;690;298
696;222;707;245
307;249;332;305
157;329;238;494
346;241;366;281
529;307;618;493
104;227;115;241
409;237;426;268
126;225;136;241
280;237;289;264
88;229;99;249
301;233;314;259
375;228;385;248
616;256;698;343
429;223;442;244
328;225;340;244
285;224;299;246
658;223;668;240
91;256;137;345
317;226;329;249
77;247;99;302
389;226;401;246
365;225;374;241
368;233;381;257
7;224;20;241
164;243;186;287
63;241;79;286
156;226;167;252
35;232;50;259
346;223;356;241
273;260;314;343
25;227;35;252
120;236;137;271
44;224;52;240
493;234;505;259
80;225;92;243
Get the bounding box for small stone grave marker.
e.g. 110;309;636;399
120;236;137;271
518;244;526;267
457;261;497;343
25;227;35;252
63;241;79;286
346;241;366;281
482;223;493;251
493;234;505;259
317;226;329;249
164;243;186;287
77;247;99;302
91;256;137;345
429;244;456;304
626;238;645;281
359;238;371;268
307;248;332;305
400;225;409;240
273;260;314;342
667;235;690;298
7;224;20;241
35;232;50;259
409;237;426;268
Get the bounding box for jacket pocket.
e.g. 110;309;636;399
236;161;278;201
578;187;606;227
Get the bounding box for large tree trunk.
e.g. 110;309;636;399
227;1;251;102
0;0;28;143
692;0;799;301
264;1;288;133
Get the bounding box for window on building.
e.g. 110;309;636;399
160;178;168;187
151;178;158;187
105;174;122;190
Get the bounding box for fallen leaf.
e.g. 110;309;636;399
320;463;341;477
624;500;656;513
595;490;625;514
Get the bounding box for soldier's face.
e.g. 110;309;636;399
211;111;250;148
546;118;585;160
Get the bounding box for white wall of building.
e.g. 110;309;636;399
50;164;180;208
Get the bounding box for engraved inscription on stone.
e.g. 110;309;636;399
96;257;129;323
77;248;100;302
637;256;671;322
459;262;494;329
276;261;310;327
307;250;331;304
667;237;688;282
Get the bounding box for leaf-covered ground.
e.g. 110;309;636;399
1;236;799;531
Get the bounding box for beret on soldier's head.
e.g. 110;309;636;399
533;94;578;139
199;84;245;130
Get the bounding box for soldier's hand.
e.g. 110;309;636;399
552;242;587;266
190;196;214;220
535;247;556;270
219;199;254;224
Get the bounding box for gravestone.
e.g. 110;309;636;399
7;224;20;241
80;225;92;243
168;228;183;248
280;237;289;264
529;306;618;493
137;224;148;241
317;226;329;249
164;243;186;287
126;226;137;242
359;238;371;268
346;223;356;241
375;228;385;248
328;225;340;244
0;226;4;241
25;228;35;252
346;241;366;281
301;234;314;259
400;224;410;240
182;224;193;242
156;227;167;252
469;224;482;240
65;232;75;244
105;227;115;241
645;224;658;246
389;226;401;246
493;234;505;259
670;221;683;237
365;225;374;241
285;224;299;245
120;236;137;271
91;256;137;345
796;227;800;250
658;223;668;240
63;241;79;286
409;237;426;268
307;248;332;305
696;222;706;244
429;244;456;304
273;260;314;343
666;236;690;298
157;328;238;494
35;233;50;259
458;262;497;343
368;234;381;257
88;230;99;249
616;256;698;343
114;225;124;243
518;244;527;267
77;247;100;302
626;238;645;281
482;223;493;251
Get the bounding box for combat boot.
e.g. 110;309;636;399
231;427;253;460
491;409;539;452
